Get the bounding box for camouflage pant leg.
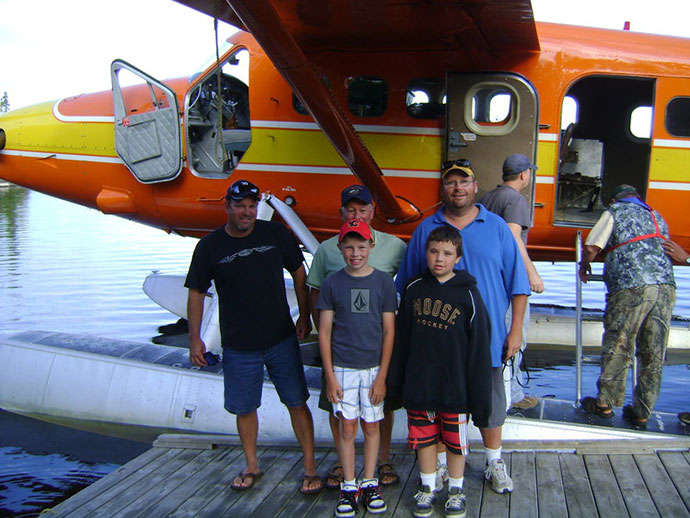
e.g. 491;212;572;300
597;284;675;417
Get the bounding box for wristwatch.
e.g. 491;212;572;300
685;256;690;265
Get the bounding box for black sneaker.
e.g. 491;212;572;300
334;487;359;518
360;482;387;513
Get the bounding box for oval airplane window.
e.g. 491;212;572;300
630;106;652;139
463;83;519;136
561;96;578;130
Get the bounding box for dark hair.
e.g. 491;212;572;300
425;226;463;256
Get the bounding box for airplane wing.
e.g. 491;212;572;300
173;1;540;222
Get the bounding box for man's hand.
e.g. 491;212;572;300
369;376;387;406
295;314;312;340
578;262;591;283
529;270;545;293
662;240;689;264
503;329;522;362
189;336;208;367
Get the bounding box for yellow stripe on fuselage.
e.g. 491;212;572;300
1;102;117;157
650;146;690;183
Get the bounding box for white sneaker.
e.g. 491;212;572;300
484;459;513;494
435;462;449;492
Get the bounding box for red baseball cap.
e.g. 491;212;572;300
338;219;372;243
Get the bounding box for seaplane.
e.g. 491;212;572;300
0;0;689;445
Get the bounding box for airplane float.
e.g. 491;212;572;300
1;1;690;444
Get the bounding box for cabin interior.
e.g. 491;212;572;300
555;75;654;226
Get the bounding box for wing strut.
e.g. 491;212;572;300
226;0;418;223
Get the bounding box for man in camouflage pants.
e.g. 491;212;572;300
579;184;675;427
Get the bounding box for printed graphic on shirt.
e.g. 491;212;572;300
413;297;461;330
350;288;370;314
217;245;276;265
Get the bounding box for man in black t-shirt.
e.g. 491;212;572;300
185;180;322;494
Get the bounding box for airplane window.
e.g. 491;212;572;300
406;78;445;119
630;106;652;139
561;96;578;130
470;87;513;126
666;97;690;137
348;76;388;117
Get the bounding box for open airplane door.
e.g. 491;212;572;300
446;73;539;218
111;60;182;183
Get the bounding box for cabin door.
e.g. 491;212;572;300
110;60;182;183
446;73;539;215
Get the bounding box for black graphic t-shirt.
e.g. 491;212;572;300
316;268;397;369
185;220;304;351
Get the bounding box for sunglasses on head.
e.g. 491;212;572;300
441;159;471;171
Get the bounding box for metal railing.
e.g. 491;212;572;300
575;230;637;405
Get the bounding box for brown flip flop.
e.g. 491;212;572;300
231;470;264;491
300;474;323;494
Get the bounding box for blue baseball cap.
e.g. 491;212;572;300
502;154;537;176
341;184;373;206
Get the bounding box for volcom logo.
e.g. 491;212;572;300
351;288;370;314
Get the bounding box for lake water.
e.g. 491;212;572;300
0;185;689;516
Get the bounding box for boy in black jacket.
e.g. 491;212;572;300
389;226;492;518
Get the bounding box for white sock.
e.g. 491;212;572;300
360;478;378;488
485;447;502;464
436;451;447;467
342;479;357;490
448;476;464;490
420;472;436;490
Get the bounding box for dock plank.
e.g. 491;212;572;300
584;454;629;517
535;452;568;517
634;453;689;518
657;450;690;511
130;446;242;518
167;446;258;518
609;454;659;518
464;451;486;518
85;447;205;517
509;452;537;518
479;453;510;518
559;453;597;517
49;445;169;516
195;447;287;517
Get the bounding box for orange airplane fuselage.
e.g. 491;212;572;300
1;24;689;260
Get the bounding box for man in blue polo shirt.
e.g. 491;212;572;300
396;160;530;495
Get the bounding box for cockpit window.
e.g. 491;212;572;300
185;48;251;178
348;76;387;117
406;78;445;119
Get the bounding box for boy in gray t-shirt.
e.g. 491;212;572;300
317;218;397;518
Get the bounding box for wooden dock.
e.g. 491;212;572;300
48;435;690;517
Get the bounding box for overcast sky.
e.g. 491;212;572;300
0;0;687;110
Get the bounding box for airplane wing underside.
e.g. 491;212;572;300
175;0;540;55
173;1;540;223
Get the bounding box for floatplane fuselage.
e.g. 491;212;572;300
1;22;689;259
